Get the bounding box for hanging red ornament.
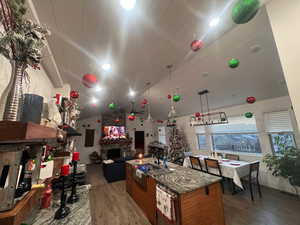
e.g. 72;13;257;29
167;94;172;99
115;118;120;123
70;90;79;99
195;112;201;117
128;114;136;121
246;96;256;104
141;99;148;105
82;74;97;88
97;120;101;123
191;40;204;52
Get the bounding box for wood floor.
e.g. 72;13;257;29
87;164;300;225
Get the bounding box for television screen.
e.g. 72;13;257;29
103;126;126;139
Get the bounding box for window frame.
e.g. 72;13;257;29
211;132;262;154
268;131;296;154
196;133;209;150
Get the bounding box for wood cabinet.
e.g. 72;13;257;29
126;163;226;225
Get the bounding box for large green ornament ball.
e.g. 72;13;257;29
108;103;116;109
229;58;240;68
245;112;253;118
232;0;260;24
173;95;181;102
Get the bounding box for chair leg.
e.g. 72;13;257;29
231;179;236;195
257;180;262;198
249;181;254;201
221;179;225;194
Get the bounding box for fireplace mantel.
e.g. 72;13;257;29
99;138;132;159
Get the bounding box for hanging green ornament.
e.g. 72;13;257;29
229;58;240;68
245;112;253;118
173;95;181;102
232;0;260;24
108;102;116;109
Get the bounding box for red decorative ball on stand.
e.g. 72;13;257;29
70;90;79;99
82;74;97;88
246;96;256;104
191;40;204;52
195;112;201;117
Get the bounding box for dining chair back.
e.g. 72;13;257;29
225;154;240;161
204;158;224;193
189;156;203;171
247;161;262;201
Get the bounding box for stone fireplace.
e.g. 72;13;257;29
100;138;133;160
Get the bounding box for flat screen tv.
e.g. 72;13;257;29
103;126;126;139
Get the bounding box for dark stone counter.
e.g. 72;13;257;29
127;158;221;194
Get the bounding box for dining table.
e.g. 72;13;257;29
183;154;254;189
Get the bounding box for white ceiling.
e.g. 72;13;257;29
32;0;288;119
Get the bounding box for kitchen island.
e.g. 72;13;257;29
126;158;225;225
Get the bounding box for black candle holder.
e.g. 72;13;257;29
54;176;70;220
67;160;79;204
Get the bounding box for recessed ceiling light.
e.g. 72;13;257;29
102;63;111;71
95;86;102;92
129;89;136;97
209;17;220;27
91;97;98;104
120;0;136;10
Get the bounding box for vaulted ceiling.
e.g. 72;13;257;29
32;0;287;119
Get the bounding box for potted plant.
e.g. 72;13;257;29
0;0;50;121
263;136;300;198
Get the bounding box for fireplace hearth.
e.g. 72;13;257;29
106;148;121;160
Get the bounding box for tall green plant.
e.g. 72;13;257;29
263;136;300;198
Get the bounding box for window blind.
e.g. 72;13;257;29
264;111;293;132
210;116;258;133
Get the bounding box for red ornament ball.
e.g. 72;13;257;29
246;96;256;104
128;114;136;121
195;112;201;117
167;94;172;99
82;74;97;88
70;90;79;99
141;99;148;105
115;118;120;123
191;40;204;52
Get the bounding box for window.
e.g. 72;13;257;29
211;116;261;153
195;126;208;149
264;111;296;153
158;126;166;145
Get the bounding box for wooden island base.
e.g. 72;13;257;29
126;162;226;225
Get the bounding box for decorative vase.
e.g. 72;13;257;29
0;60;27;121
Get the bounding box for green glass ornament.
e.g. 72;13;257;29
108;103;116;109
173;95;181;102
130;112;135;116
232;0;260;24
229;58;240;68
245;112;253;118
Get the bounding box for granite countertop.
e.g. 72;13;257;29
127;158;221;194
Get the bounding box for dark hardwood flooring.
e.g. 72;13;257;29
87;164;300;225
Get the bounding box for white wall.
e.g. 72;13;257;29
126;114;158;155
266;0;300;128
76;116;102;164
174;96;300;194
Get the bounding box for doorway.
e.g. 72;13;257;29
135;131;145;154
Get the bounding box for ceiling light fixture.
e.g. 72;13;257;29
91;97;98;104
129;89;136;97
209;17;220;27
120;0;136;10
102;63;111;71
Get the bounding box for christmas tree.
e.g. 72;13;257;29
168;126;189;162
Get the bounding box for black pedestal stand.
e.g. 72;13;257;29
67;160;79;204
55;176;70;219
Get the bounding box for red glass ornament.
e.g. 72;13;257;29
191;40;204;52
167;94;172;99
70;90;79;99
61;165;70;176
246;96;256;104
115;118;120;123
195;112;201;117
82;74;97;88
55;93;62;105
128;114;136;121
141;99;148;105
72;152;80;161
